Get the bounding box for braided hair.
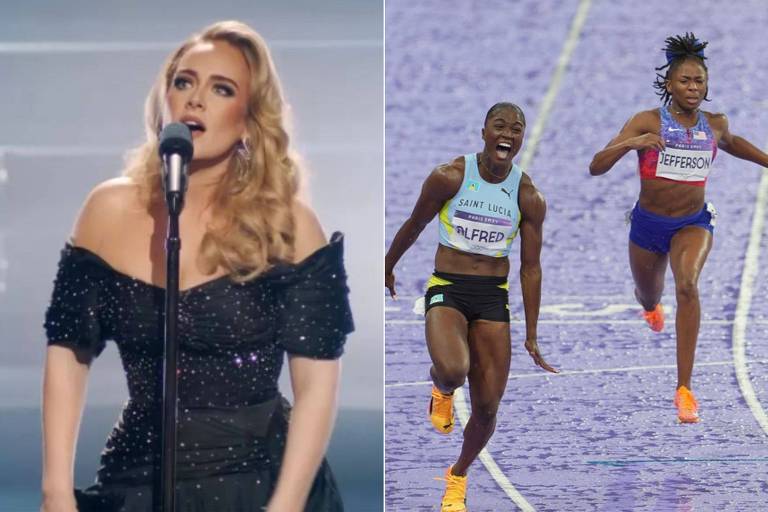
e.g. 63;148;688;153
653;32;709;105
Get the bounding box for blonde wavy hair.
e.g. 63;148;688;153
124;21;300;281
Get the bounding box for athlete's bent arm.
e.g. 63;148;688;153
589;111;665;175
385;163;462;297
712;114;768;167
518;175;557;373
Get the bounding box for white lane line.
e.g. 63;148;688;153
517;0;592;174
0;39;381;53
732;158;768;436
386;359;768;389
451;3;593;510
454;387;536;512
386;319;741;325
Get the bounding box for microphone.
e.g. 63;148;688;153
159;123;194;215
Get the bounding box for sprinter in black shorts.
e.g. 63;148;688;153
385;102;557;512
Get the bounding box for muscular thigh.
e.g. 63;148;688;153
629;240;668;286
425;306;470;371
669;226;712;281
467;320;511;403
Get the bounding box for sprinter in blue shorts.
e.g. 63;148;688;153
590;33;768;424
386;102;558;511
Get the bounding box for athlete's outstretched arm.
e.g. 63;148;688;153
589;111;665;175
384;162;462;298
518;174;557;373
712;114;768;168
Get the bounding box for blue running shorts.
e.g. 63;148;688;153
629;202;716;254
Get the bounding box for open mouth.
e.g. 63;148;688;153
495;142;512;160
180;117;207;136
184;121;206;134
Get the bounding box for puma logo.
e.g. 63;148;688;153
501;188;512;199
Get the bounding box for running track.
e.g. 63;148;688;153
385;1;768;510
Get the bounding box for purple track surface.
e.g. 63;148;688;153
385;1;768;511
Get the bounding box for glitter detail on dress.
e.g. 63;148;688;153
44;232;353;511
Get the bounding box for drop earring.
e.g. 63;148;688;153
235;138;252;181
238;138;252;161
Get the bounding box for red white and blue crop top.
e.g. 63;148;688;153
638;107;717;187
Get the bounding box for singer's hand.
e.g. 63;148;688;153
265;494;303;512
40;493;77;512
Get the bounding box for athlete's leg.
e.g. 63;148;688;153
425;307;470;393
668;226;712;390
629;240;668;310
451;320;511;476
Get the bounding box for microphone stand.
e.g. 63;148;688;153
161;188;184;512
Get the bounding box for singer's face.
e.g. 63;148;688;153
164;40;251;162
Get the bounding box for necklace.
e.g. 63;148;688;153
669;104;698;115
479;153;510;181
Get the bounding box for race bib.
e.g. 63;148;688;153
450;210;513;254
656;147;713;182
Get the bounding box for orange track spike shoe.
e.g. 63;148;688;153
674;386;700;423
438;466;467;512
642;304;664;332
429;386;455;434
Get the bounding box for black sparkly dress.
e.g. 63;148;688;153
44;232;354;512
